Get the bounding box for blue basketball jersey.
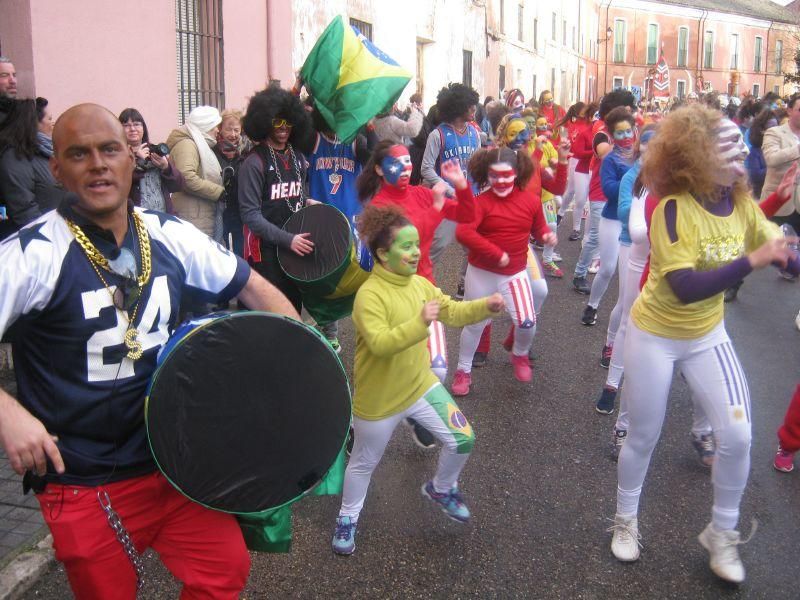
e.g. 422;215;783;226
437;123;481;193
307;133;372;270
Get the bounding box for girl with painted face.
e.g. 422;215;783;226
609;106;800;583
580;108;637;337
470;118;570;367
451;147;558;396
360;142;475;384
531;116;565;277
505;88;525;118
331;204;503;556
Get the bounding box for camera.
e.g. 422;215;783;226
147;143;170;157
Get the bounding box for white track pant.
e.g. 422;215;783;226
616;322;752;531
457;265;536;373
587;217;622;309
339;384;474;520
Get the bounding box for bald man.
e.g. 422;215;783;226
0;104;298;598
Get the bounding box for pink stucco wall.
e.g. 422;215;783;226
26;1;178;141
0;0;35;97
1;1;295;139
222;1;269;111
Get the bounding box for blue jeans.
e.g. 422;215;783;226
574;201;606;278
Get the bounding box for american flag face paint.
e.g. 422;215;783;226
716;119;749;185
381;145;412;188
488;162;517;197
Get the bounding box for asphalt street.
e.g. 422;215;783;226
24;231;800;599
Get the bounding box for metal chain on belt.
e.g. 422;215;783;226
98;490;145;591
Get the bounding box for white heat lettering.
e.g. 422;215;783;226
270;182;302;200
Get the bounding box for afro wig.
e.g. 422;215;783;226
242;85;313;153
436;83;480;123
598;89;636;120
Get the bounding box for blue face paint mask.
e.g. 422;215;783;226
380;148;412;188
508;127;530;150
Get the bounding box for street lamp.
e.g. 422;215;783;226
598;26;613;94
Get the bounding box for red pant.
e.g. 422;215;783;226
37;472;250;600
778;384;800;453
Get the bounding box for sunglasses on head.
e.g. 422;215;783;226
272;118;293;129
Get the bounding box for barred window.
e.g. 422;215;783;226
349;18;373;41
175;0;225;123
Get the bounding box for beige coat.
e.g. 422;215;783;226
166;127;224;236
760;123;800;216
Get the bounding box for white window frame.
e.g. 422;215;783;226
676;79;686;99
613;18;626;64
754;36;763;73
703;29;714;69
730;33;739;70
612;76;624;89
677;27;689;68
646;23;659;65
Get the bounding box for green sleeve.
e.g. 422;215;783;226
352;288;430;358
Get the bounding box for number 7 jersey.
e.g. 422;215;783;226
0;207;250;485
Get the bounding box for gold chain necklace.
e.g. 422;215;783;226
66;212;152;361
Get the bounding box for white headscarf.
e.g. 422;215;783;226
184;106;223;186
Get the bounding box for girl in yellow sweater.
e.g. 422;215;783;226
332;204;504;555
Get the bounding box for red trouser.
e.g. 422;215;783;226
778;384;800;453
37;472;250;600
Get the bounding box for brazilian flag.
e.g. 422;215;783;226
301;15;412;142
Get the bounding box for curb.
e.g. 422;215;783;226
0;535;54;600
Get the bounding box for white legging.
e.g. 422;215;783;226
588;217;622;309
566;170;590;233
527;247;549;315
616;322;752;532
604;244;629;348
606;246;640;390
428;321;447;383
340;384;474;520
458;265;536;373
559;158;578;216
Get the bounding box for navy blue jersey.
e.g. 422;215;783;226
307;133;372;270
0;207;250;485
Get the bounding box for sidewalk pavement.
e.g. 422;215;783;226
0;357;55;600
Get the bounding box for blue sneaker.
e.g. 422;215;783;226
331;516;357;555
421;481;470;523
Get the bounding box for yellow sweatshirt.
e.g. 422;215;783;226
352;264;496;420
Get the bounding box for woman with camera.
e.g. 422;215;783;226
119;108;183;214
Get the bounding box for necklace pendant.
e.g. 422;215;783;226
328;172;342;185
124;328;144;361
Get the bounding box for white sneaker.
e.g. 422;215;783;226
697;522;747;583
551;252;563;263
608;514;641;561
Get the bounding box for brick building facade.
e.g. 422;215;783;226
599;0;799;101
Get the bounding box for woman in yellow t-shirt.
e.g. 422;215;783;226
608;105;800;583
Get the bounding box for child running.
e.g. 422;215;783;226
452;146;557;396
331;204;504;556
361;142;473;448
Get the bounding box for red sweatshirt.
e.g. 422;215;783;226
455;186;551;275
371;184;474;283
571;124;594;174
588;121;609;202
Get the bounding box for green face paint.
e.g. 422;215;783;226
380;225;421;276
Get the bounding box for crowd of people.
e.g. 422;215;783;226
1;49;800;596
